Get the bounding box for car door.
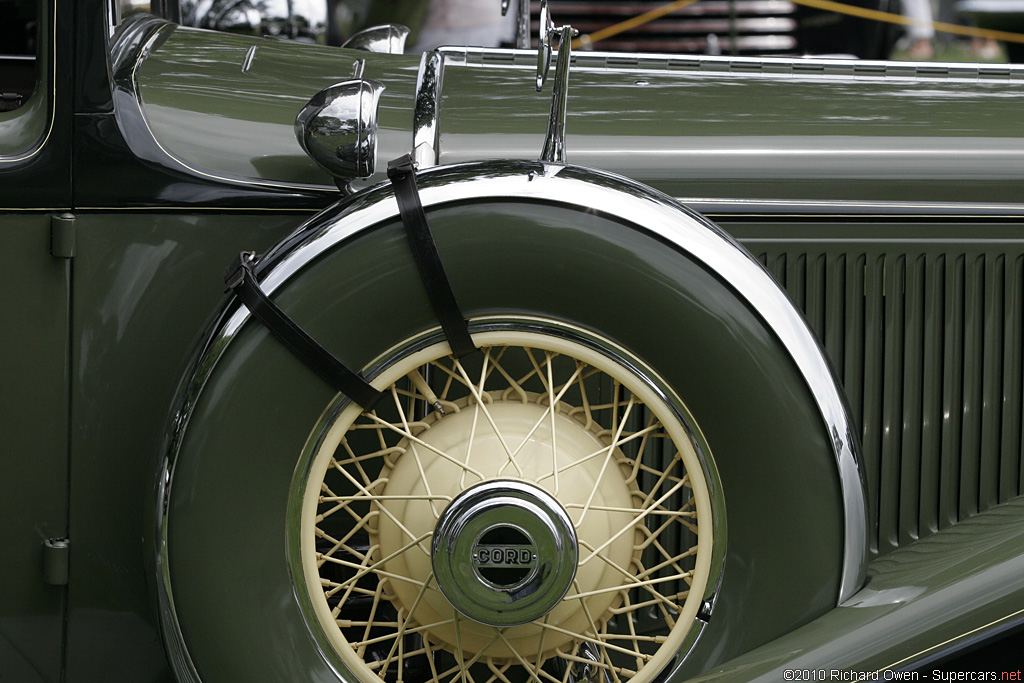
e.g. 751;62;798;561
0;0;74;680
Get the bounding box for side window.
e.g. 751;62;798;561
0;0;37;112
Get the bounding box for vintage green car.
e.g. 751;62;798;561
3;0;1024;681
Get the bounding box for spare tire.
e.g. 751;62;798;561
156;161;865;683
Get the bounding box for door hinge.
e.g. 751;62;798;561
43;537;69;585
50;213;76;259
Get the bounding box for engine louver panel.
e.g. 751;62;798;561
749;245;1024;557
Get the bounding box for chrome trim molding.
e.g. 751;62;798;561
341;24;410;54
412;50;443;168
417;44;1024;82
158;160;867;680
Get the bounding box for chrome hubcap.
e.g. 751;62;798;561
432;480;577;626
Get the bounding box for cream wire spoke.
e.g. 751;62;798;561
577;394;637;526
503;357;585;482
575;540;686;615
322;532;432;597
572;580;624;683
378;570;435;675
562;572;686;611
357;579;388;657
320;494;454;504
429;356;480;399
423;634;443;683
486;660;514;683
362;410;486;480
328;455;434;552
638;466;688;511
566;367;600;430
582;474;690;565
453;351;523;476
624;413;660;484
314;491;374;545
488;348;530;403
448;611;502;683
461;382;484;489
547;353;560;494
508;347;547;395
635;542;698;582
637;525;697;580
349;617;454;649
558;650;638;679
494;630;545;683
335;434;403;487
562;503;693;519
429;358;458;408
332;445;405;471
314;530;370;567
600;633;668;644
322;556;436;591
609;592;688;615
620;591;644;671
389;384;444;519
533;615;551;682
535;621;656;662
559;649;573;683
547;422;663;480
324;584;382;604
524;348;554;397
633;459;684;485
322;545;376;609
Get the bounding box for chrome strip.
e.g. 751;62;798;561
678;197;1024;212
412;50;443;168
158;161;868;676
418;44;1024;82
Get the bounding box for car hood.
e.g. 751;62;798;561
122;21;1024;206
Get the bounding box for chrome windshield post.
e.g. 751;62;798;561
540;25;577;165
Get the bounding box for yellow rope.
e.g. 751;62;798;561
792;0;1024;43
571;0;1024;50
572;0;702;49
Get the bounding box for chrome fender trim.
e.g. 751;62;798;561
157;159;867;681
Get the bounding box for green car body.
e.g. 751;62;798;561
2;1;1024;682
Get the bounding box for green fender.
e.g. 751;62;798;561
155;160;865;682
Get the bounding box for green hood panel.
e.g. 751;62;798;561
132;25;421;190
129;26;1024;205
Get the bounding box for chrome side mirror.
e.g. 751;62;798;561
536;0;555;91
341;24;410;54
295;80;386;191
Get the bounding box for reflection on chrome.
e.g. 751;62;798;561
179;0;327;42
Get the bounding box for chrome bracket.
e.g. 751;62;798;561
538;20;577;164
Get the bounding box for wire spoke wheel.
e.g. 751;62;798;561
293;321;719;683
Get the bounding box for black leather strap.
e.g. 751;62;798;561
225;251;382;410
387;155;476;358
